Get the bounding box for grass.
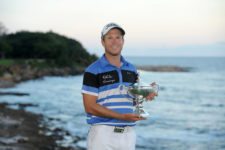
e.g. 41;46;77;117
0;59;15;67
0;58;56;68
0;58;82;69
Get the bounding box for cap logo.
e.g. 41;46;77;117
105;23;117;30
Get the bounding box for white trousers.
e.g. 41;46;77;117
87;125;136;150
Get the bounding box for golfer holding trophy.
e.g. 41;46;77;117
82;22;159;150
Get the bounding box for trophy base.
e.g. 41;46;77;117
140;112;150;118
135;108;150;118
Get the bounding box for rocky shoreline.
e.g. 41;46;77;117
136;65;191;72
0;64;87;149
0;102;84;150
0;64;85;88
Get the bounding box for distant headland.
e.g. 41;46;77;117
0;31;98;88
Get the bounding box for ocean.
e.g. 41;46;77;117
0;57;225;150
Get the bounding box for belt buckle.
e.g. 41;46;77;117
114;127;125;133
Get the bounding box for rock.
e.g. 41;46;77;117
0;103;82;150
0;80;15;88
2;72;13;81
17;137;29;143
0;91;29;96
18;103;38;110
136;65;191;72
0;64;85;89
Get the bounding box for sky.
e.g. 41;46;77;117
0;0;225;57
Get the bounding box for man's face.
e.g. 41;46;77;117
101;28;124;56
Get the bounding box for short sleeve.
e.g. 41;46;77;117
81;71;99;96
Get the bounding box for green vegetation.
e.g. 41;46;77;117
0;59;55;69
0;59;14;67
0;31;98;68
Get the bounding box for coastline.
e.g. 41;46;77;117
0;64;85;88
0;102;84;150
0;63;87;149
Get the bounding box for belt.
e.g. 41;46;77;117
91;125;132;133
113;126;126;133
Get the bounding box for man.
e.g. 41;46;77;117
82;22;157;150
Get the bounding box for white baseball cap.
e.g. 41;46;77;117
101;22;125;39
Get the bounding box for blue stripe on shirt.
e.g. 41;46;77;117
82;85;98;94
102;102;133;107
97;94;132;103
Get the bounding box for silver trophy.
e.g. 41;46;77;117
127;74;159;118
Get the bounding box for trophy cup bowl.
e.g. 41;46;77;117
127;84;159;118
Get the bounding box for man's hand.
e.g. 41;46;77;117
146;82;158;101
120;114;145;121
83;94;145;121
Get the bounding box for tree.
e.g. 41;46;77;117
0;22;10;58
0;30;98;66
0;40;12;58
0;22;7;36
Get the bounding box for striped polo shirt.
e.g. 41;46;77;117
82;54;138;126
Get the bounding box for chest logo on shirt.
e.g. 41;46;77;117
98;70;119;87
102;74;115;84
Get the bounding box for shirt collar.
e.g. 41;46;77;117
100;54;128;68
